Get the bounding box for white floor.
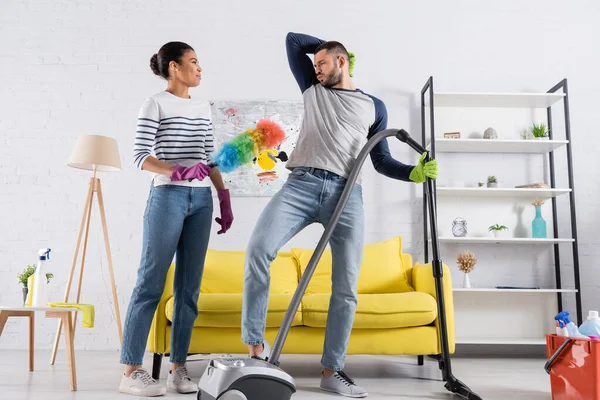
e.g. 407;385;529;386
0;350;552;400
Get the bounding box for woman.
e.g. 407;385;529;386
118;41;233;397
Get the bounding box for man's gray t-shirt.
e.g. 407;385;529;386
287;85;387;179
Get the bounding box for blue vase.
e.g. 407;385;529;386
532;206;547;238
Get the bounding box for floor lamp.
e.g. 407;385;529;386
50;134;123;365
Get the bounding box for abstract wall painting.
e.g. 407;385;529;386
210;101;303;196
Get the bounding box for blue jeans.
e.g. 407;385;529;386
120;184;213;366
241;167;364;371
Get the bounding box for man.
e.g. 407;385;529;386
241;32;438;398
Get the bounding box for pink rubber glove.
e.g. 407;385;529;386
215;189;233;234
171;162;211;181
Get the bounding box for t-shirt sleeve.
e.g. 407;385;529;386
285;32;325;93
205;107;215;158
133;97;159;170
367;97;414;182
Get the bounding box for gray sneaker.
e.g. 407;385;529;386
167;365;197;393
320;371;368;398
119;368;166;397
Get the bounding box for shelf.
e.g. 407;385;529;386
456;338;546;345
427;92;565;108
422;78;580;350
436;187;571;198
453;288;578;293
438;237;574;245
429;139;568;154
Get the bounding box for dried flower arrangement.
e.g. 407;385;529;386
456;251;477;274
531;198;545;207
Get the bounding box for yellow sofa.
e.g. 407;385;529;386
147;236;455;378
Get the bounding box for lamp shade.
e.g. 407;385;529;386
68;135;122;172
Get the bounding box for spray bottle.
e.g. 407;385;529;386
579;311;600;338
31;248;51;307
555;311;587;338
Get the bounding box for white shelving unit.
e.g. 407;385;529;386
430;138;568;154
436;187;571;198
438;237;575;245
456;338;547;346
453;288;578;293
420;77;582;347
426;92;565;108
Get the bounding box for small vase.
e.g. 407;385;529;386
463;273;472;288
487;182;498;188
532;205;547;238
22;287;28;306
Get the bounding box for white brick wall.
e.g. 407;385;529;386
1;0;599;350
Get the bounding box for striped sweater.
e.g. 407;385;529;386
133;91;214;187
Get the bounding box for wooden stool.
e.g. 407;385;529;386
0;306;78;391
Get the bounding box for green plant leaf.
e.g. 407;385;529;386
17;265;37;287
531;123;548;138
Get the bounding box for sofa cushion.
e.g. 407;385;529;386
301;292;437;329
200;249;298;294
165;293;302;328
291;236;413;295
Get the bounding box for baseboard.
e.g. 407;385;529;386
453;344;547;358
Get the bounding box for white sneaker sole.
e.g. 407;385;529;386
320;386;368;398
118;386;166;397
167;381;197;394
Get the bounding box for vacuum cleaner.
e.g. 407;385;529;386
196;128;482;400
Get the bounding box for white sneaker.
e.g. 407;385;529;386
167;365;197;394
320;371;368;398
119;368;166;397
258;340;271;360
250;340;271;361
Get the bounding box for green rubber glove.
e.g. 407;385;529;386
409;152;438;183
348;51;356;77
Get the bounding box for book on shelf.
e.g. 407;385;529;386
514;182;550;189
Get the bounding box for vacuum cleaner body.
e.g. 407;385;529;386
197;357;296;400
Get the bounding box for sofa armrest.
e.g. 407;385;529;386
147;264;176;354
412;262;455;354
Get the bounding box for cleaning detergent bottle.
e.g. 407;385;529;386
579;310;600;338
31;248;51;307
555;311;587;338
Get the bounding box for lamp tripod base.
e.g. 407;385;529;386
50;176;122;365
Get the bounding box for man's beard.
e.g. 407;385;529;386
320;68;342;88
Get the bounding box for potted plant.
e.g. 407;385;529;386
456;250;477;288
488;224;508;238
17;265;54;306
477;181;485;188
17;265;35;305
487;176;498;188
531;123;548;140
